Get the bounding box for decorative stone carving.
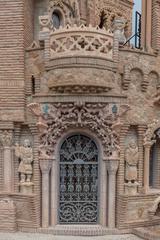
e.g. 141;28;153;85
144;119;159;145
124;139;140;195
113;19;126;45
28;102;130;159
49;0;80;26
47;68;114;94
15;139;33;184
143;120;159;193
125;140;139;183
49;24;113;60
148;197;160;219
39;159;52;174
0;130;12;147
39;15;50;32
95;0;132;36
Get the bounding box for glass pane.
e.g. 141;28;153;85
52;12;61;29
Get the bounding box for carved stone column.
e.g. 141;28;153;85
50;157;57;227
106;157;119;229
143;141;155;193
138;125;147;193
113;19;126;63
40;159;52;228
1;130;13;192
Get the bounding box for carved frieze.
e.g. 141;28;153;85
29;102;130;159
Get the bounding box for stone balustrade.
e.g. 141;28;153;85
49;25;113;60
39;16;115;63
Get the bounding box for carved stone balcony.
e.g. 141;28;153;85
39;16;118;94
50;25;113;58
39;16;118;70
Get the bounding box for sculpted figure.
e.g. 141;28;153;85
125;140;139;183
15;139;33;183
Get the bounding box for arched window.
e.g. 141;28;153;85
52;11;61;29
58;134;99;223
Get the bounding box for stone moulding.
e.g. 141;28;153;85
48;84;112;94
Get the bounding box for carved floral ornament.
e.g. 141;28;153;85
0;130;12;147
39;0;80;30
143;119;160;146
28;102;130;159
95;1;131;34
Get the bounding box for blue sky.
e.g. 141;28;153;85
133;0;142;34
134;0;142;13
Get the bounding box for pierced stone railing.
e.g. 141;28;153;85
49;24;113;60
39;16;116;63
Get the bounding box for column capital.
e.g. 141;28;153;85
0;130;12;147
143;140;156;148
106;159;119;175
40;159;52;174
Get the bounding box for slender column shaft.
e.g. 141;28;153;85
42;172;50;228
144;144;152;193
106;159;119;229
40;159;52;228
108;172;116;228
0;130;13;192
51;159;57;226
3;147;12;192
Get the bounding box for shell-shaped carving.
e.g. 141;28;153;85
28;103;41;117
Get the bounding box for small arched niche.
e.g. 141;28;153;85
148;71;160;94
130;68;143;91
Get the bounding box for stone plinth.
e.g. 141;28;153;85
124;182;139;195
19;182;34;194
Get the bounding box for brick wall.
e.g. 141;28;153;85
152;0;160;49
0;0;25;122
24;0;34;48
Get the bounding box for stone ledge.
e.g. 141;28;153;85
133;227;160;240
19;225;132;236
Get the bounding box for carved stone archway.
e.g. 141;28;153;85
28;101;129;228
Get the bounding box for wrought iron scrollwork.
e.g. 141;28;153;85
59;134;98;223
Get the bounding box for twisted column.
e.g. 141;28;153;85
40;159;52;228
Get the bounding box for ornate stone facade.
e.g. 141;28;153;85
0;0;160;237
